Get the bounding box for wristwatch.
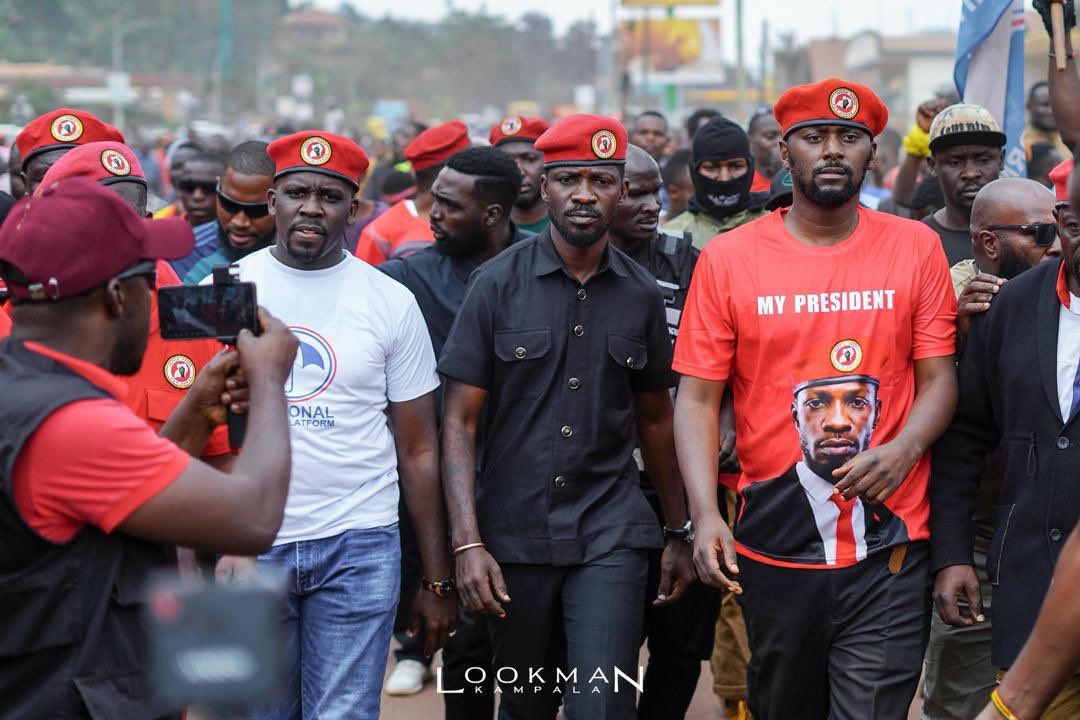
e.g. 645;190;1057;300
422;577;457;598
662;520;694;544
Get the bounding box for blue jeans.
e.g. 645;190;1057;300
248;525;401;720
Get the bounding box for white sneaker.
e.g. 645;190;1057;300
385;659;432;696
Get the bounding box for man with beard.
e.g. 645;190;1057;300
932;155;1080;719
0;178;298;718
662;116;766;250
15;107;124;194
356;120;470;265
747;108;781;193
182;141;277;284
609;144;710;720
922;104;1006;266
213;131;457;718
379;146;528;709
491;115;551;234
922;176;1059;719
674;78;959;719
439;114;694;720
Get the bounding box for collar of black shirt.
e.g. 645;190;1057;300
531;226;629;280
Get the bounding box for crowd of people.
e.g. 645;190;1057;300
1;6;1080;720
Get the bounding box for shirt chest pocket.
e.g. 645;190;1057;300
493;327;552;401
602;332;648;409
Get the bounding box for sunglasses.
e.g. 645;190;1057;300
113;259;158;286
177;178;217;195
986;223;1058;247
217;185;270;219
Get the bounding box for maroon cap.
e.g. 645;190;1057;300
0;177;194;301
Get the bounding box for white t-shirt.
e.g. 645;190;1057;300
230;248;440;544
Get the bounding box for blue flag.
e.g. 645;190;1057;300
955;0;1027;177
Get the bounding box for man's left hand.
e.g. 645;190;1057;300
653;539;696;607
831;438;920;504
409;588;459;657
185;349;251;427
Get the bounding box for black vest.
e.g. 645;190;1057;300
0;338;178;719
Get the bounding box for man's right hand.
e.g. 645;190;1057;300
455;546;510;618
933;564;985;626
957;273;1006;349
237;307;298;387
691;513;742;594
1034;0;1076;37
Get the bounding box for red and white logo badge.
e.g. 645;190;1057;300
164;354;196;389
830;339;863;373
500;116;523;136
100;149;131;176
50;114;84;142
829;88;859;120
300;136;332;166
591;129;617;159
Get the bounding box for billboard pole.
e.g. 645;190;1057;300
643;6;651;108
735;0;746;123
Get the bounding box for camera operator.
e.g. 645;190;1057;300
0;178;297;719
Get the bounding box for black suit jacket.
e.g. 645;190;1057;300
932;259;1080;667
735;463;908;566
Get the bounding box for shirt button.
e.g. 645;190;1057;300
561;425;573;438
577;288;587;301
626;356;635;368
554;475;566;488
515;346;526;359
573;325;584;337
1050;528;1064;542
568;377;581;389
1057;436;1070;450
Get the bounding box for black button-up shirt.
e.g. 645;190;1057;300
438;228;675;566
379;223;532;358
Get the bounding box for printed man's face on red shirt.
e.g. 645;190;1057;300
792;380;881;480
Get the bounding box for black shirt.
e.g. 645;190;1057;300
438;229;674;566
620;228;699;341
922;212;972;266
379;223;533;359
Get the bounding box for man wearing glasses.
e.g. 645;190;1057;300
922;175;1060;720
182;141;277;285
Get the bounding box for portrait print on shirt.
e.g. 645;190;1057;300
734;336;908;567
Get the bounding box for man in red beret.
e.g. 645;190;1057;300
0;178;298;718
439;113;694;719
15;107;124;193
356;120;470;265
674;78;959;719
34;141;234;468
212;130;457;719
491;115;551;234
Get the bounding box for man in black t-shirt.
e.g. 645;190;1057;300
922;104;1005;265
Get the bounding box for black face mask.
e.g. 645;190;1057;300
689;160;754;221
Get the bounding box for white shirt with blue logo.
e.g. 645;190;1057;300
229;248;440;544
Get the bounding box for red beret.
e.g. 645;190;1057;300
790;335;881;397
774;78;888;139
267;131;370;190
39;141;146;189
15;108;124;168
534;114;627;168
1050;159;1072;204
489;116;550;146
406;120;470;172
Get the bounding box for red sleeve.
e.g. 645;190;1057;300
355;223;389;265
0;309;10;338
911;229;958;360
12;398;191;543
672;245;738;381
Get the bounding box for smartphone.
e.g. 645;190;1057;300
158;282;258;342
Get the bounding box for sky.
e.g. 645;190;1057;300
312;0;970;68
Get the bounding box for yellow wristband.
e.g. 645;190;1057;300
990;688;1021;720
902;124;931;158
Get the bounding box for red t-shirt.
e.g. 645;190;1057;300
130;261;231;456
0;307;10;337
750;170;771;193
12;342;191;544
673;207;956;568
354;199;434;265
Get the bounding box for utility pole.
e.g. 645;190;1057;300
735;0;746;123
760;19;769;105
